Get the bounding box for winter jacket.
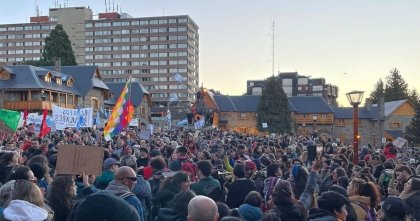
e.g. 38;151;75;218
271;171;319;221
190;176;222;202
94;170;115;190
371;164;384;180
0;165;13;184
349;195;372;221
238;204;263;221
309;208;338;221
133;175;152;219
154;208;187;221
106;180;145;221
403;190;420;221
226;178;257;209
155;185;180;208
2;200;48;221
75;181;99;199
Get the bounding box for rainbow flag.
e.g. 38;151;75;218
104;78;134;141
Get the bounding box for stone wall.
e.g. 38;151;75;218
333;119;376;146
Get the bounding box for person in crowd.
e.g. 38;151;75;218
155;190;196;221
217;202;232;221
400;176;420;221
23;139;42;160
6;165;37;183
329;185;358;221
347;178;380;221
105;166;145;220
263;163;282;203
47;175;77;221
136;147;149;168
75;173;99;200
226;163;257;209
94;157;120;190
26;155;52;184
188;195;219;221
113;138;126;158
191;160;222;202
238;191;264;221
389;165;413;196
0;180;16;215
370;155;384;180
378;197;410;221
156;171;191;208
1;180;48;221
289;164;309;198
383;143;397;160
29;163;49;194
269;159;322;221
308;191;349;221
0;151;19;184
120;146;137;167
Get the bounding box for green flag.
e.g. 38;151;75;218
0;109;21;133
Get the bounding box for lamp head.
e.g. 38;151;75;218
346;90;364;106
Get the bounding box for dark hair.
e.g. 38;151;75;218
0;152;16;166
197;160;212;177
29;163;45;180
161;171;189;191
351;178;381;207
383;161;394;169
267;164;280;177
317;191;349;215
48;175;75;221
272;180;297;206
12;180;44;207
217;202;231;220
358;160;366;168
395;165;413;176
292;166;308;198
26;155;48;177
220;216;242;221
233;163;245;178
329;185;348;197
168;190;196;216
335;167;347;179
244;191;262;207
150;156;166;170
6;165;31;181
337;176;349;189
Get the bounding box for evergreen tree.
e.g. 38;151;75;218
368;78;384;104
41;24;77;66
384;68;409;102
406;104;420;146
256;76;291;133
409;89;420;107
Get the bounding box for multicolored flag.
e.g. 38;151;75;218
104;78;134;141
0;109;21;133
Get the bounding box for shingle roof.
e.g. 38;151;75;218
43;66;109;96
333;106;379;119
0;65;81;95
371;100;408;117
106;82;149;106
213;95;299;113
287;96;335;113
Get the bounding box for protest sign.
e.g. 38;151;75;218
56;145;104;175
129;118;139;127
393;137;407;148
52;105;93;130
27;113;56;131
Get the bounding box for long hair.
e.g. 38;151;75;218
12;180;44;207
272;180;298;207
0;151;16;166
168;190;196;216
47;175;74;221
351;178;381;207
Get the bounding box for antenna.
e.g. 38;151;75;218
105;0;107;12
116;4;118;12
271;20;275;76
113;0;115;12
35;0;40;16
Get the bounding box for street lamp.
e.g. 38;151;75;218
312;114;318;131
346;90;364;164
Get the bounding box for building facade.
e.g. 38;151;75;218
246;72;339;106
0;7;199;107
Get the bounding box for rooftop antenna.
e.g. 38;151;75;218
108;0;111;12
35;0;40;16
271;19;275;77
105;0;107;12
113;0;115;12
116;4;118;12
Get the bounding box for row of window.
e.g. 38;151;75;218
0;33;49;39
85;27;188;36
85;18;188;28
0;41;44;47
85;43;189;52
85;35;189;43
0;57;41;62
0;49;41;54
0;25;55;32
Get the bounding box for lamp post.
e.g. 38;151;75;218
346;90;364;164
312;114;318;138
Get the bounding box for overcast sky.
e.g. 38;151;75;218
1;0;420;106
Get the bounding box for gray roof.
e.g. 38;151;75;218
333;106;379;120
213;95;298;113
287;96;335;113
0;65;81;95
371;100;408;117
106;82;149;106
42;66;109;96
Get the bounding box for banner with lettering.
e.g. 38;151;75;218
52;105;93;130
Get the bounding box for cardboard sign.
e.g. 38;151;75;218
56;145;104;175
393;137;407;148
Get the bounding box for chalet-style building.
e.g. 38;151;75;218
0;65;81;111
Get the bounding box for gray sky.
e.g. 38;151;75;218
1;0;419;106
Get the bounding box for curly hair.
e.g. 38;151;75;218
47;175;75;221
272;180;298;207
350;178;381;207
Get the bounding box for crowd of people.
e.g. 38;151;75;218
0;124;419;221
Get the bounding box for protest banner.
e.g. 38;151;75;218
52;105;93;130
56;145;104;175
27;113;56;131
393;137;407;148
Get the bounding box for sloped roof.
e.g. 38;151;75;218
385;130;403;139
288;96;335;113
213;95;298;113
43;66;109;96
106;82;149;106
0;65;81;95
371;99;410;117
333;106;379;119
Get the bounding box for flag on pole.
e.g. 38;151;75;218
104;78;134;141
0;109;21;133
38;109;50;138
169;92;179;102
172;73;184;83
23;108;28;127
76;106;85;130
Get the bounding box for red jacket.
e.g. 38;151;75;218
384;145;397;159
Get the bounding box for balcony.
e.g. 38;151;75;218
3;101;77;111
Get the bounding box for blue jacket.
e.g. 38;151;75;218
106;180;145;221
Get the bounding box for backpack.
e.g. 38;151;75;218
182;160;198;182
354;201;377;221
379;169;393;198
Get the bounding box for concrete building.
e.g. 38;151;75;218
246;72;339;106
0;7;199;107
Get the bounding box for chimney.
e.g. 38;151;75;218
53;57;61;72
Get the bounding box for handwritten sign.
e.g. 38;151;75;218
52;105;93;130
56;145;104;175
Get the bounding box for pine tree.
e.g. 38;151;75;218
384;68;409;102
368;78;384;104
409;89;420;107
406;104;420;146
41;24;77;66
256;76;291;133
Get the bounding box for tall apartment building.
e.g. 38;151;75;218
246;72;339;106
0;7;199;107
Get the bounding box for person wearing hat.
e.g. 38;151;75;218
400;176;420;221
379;197;409;221
94;158;120;190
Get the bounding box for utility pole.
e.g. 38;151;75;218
271;20;275;76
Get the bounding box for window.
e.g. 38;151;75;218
91;98;99;109
338;119;345;125
169;19;177;24
390;122;402;129
159;19;167;24
44;74;52;83
56;78;62;85
140;20;149;25
240;113;247;118
321;114;327;118
312;85;323;91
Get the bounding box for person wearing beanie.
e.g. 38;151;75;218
238;191;264;221
289;165;308;198
400;177;420;221
69;191;140;221
379;197;409;221
94;158;120;190
309;191;349;221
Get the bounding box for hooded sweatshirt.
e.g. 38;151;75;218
3;200;48;221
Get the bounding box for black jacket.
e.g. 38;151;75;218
154;208;187;221
309;208;337;221
226;178;257;209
